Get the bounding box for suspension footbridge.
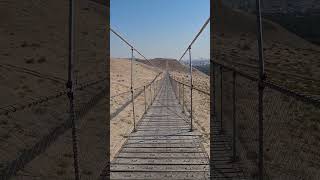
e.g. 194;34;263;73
2;1;320;179
110;73;248;179
110;74;210;179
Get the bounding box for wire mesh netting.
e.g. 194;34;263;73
263;86;320;179
259;1;320;179
219;65;320;179
235;74;259;178
216;16;320;180
219;68;260;178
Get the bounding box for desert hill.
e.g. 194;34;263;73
137;58;198;73
213;1;320;96
110;58;163;160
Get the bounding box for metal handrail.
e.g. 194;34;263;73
214;61;320;108
169;76;210;96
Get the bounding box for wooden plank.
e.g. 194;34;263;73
111;76;246;179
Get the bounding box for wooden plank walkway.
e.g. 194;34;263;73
111;76;209;179
110;75;247;179
210;121;247;179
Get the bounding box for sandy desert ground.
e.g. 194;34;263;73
110;58;163;160
213;1;320;98
0;0;109;179
169;68;210;156
0;0;108;107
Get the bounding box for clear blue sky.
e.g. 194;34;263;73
110;0;210;60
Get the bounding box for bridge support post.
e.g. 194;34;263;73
180;83;182;104
130;48;136;132
232;71;237;161
188;47;193;132
153;82;155;103
150;83;152;105
255;0;265;179
182;84;185;113
178;83;180;104
144;86;146;113
68;0;80;179
220;66;223;134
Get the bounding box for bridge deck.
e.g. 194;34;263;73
110;75;246;179
111;76;209;179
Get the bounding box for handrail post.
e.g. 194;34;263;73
154;81;156;102
177;82;180;104
156;81;158;94
130;48;136;132
220;65;223;134
189;47;193;132
151;82;153;103
232;71;237;161
144;86;146;113
255;0;265;179
182;84;185;113
157;80;159;94
179;83;182;104
150;83;152;105
68;0;80;179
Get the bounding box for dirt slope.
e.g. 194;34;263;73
213;0;320;96
110;58;163;160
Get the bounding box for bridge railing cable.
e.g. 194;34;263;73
101;27;165;178
109;27;165;132
110;28;156;67
171;17;210;132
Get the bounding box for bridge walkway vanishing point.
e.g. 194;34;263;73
110;74;210;179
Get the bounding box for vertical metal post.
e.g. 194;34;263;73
232;71;237;161
152;81;156;103
180;83;182;104
156;81;158;94
144;86;146;113
220;66;223;134
256;0;265;179
157;80;159;94
178;83;180;104
189;47;193;132
150;83;152;105
154;81;156;100
210;2;215;178
152;83;154;104
68;0;80;179
174;81;176;95
182;84;185;113
130;48;136;132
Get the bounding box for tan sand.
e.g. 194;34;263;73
170;70;210;156
110;58;163;160
1;0;109;178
